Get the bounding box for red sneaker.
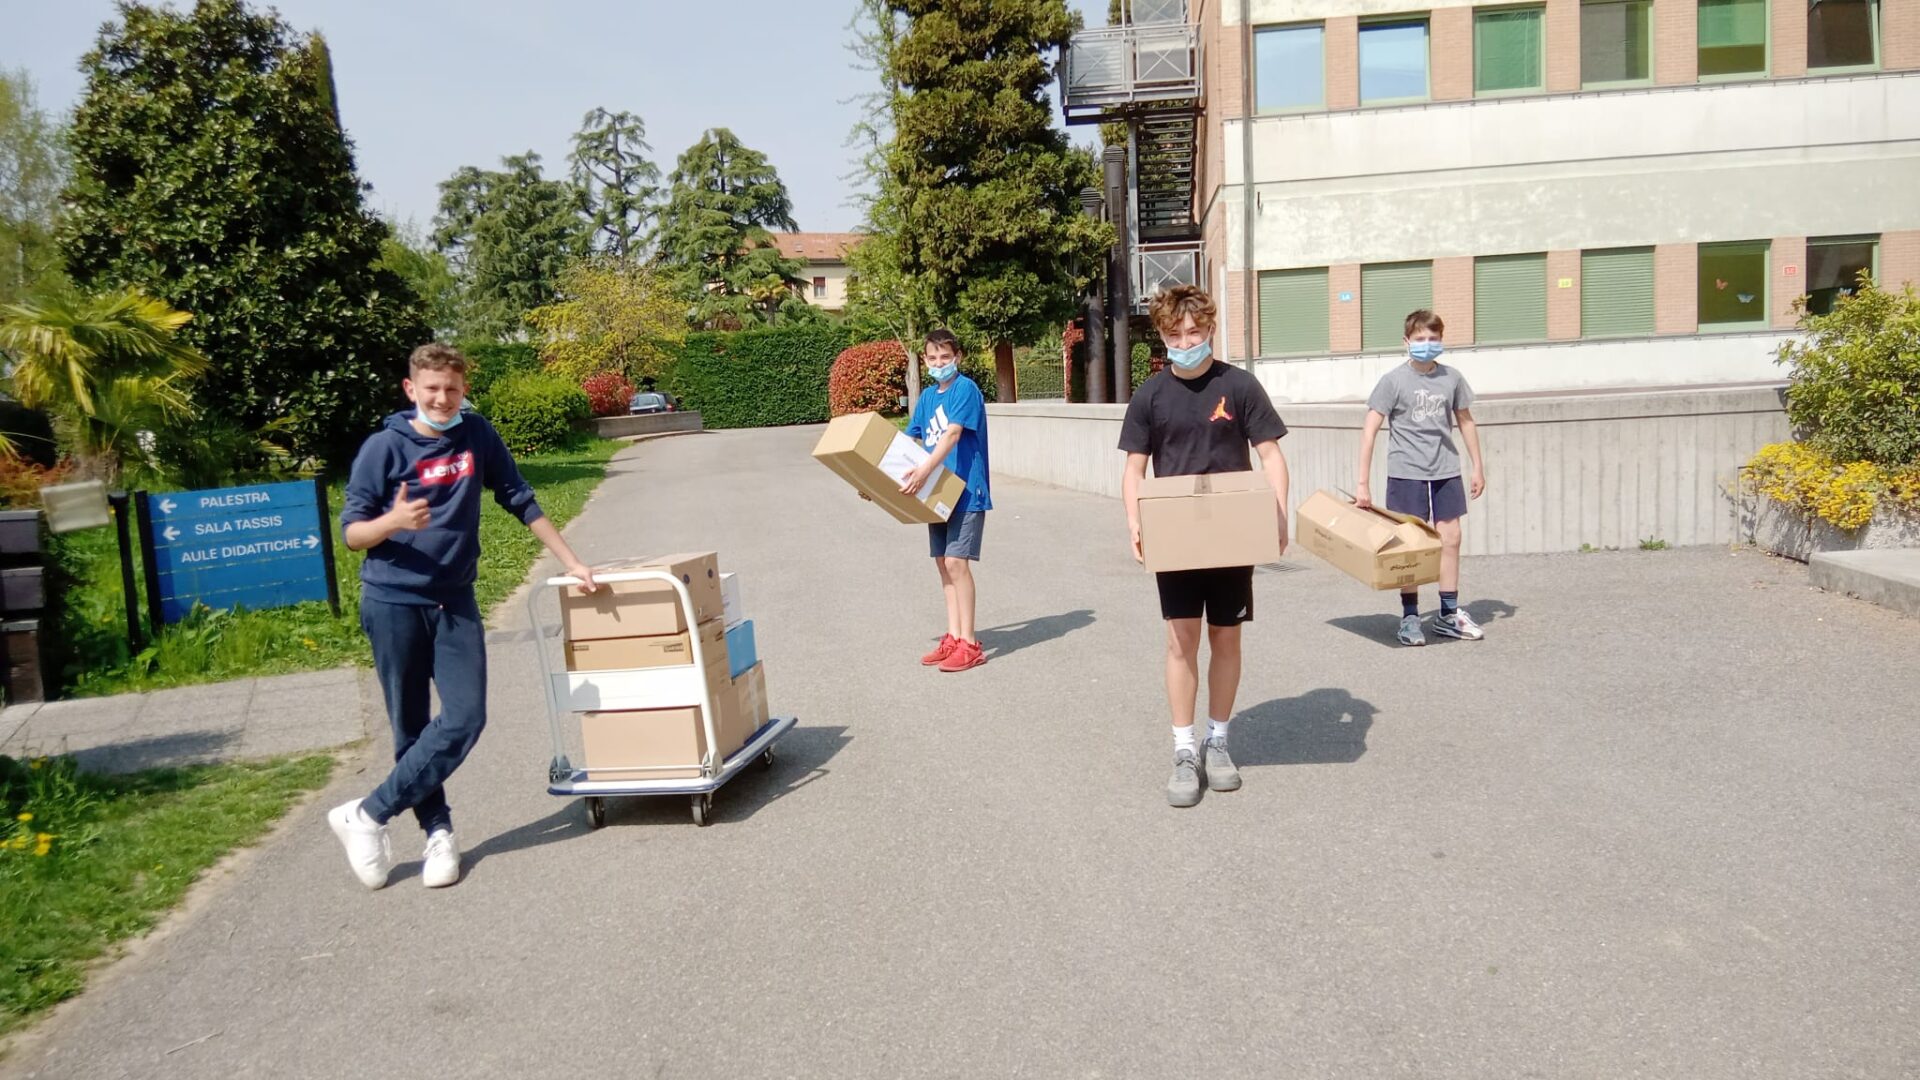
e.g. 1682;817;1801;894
920;634;959;666
938;638;987;673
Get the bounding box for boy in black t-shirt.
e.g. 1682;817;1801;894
1119;286;1291;808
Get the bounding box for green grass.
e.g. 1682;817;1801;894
0;753;335;1036
51;437;623;697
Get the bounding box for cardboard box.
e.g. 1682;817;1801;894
564;618;728;674
1295;489;1443;590
580;700;744;781
561;552;722;640
721;572;742;629
734;662;770;740
724;619;757;679
1136;471;1282;572
811;412;968;524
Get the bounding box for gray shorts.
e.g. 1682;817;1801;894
928;510;987;560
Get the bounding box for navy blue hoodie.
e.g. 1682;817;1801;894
339;411;545;606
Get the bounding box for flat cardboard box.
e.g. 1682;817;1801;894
724;619;757;679
564;618;729;674
811;411;968;524
1136;471;1282;572
721;572;742;629
1295;489;1442;590
561;552;723;640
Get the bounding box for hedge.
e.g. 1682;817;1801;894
662;325;850;429
459;342;542;399
477;371;591;454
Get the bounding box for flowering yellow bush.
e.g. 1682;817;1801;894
1746;442;1920;531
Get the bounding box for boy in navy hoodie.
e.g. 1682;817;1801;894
327;344;598;890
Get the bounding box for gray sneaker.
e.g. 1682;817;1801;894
1167;749;1203;807
1398;613;1427;647
1203;738;1241;792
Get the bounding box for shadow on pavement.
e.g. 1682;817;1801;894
1326;598;1520;647
64;729;243;775
975;609;1096;660
1232;689;1378;766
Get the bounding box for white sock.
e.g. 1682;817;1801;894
1208;718;1231;745
1172;725;1197;756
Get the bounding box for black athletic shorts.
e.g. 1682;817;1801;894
1155;566;1254;626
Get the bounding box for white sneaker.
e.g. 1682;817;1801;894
421;829;461;889
327;799;392;890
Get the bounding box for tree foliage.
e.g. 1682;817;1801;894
0;70;66;308
432;153;589;341
525;257;686;384
58;0;428;470
1777;279;1920;467
569;108;660;261
653;128;805;330
377;219;461;340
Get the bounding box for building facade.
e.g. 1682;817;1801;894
772;232;864;314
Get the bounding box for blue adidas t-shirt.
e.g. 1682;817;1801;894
907;375;992;514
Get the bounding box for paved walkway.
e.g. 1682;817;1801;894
5;427;1918;1079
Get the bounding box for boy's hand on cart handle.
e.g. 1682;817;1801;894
388;481;430;531
566;562;599;592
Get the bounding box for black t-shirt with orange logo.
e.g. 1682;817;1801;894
1117;360;1288;477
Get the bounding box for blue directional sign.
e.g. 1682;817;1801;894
138;480;339;624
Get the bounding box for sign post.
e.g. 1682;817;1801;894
135;480;340;624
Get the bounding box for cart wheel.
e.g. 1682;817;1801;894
548;758;571;785
691;793;712;827
759;746;776;771
583;797;605;830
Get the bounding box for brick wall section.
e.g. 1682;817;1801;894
1547;251;1582;339
1885;0;1920;70
1213;6;1245;120
1656;0;1699;84
1882;231;1920;290
1225;269;1251;361
1331;264;1363;352
1770;0;1808;77
1546;0;1583;91
1431;9;1474;101
1327;17;1361;109
1433;257;1475;343
1772;236;1807;328
1655;243;1699;334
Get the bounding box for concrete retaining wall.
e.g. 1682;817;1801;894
987;385;1791;555
594;412;702;439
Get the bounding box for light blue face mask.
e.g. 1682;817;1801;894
1167;341;1212;370
416;406;464;433
928;363;958;384
1408;341;1445;363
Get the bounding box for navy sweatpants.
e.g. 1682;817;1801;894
359;593;487;834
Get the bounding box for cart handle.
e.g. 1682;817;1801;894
543;570;682;588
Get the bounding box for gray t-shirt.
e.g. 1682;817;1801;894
1366;361;1475;481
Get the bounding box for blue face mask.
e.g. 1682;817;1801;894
1167;341;1212;370
928;363;958;384
416;406;464;433
1408;341;1445;363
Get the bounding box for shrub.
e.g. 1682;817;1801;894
1744;441;1920;531
0;458;75;509
661;325;849;429
581;372;636;418
1775;281;1920;467
459;342;542;400
477;372;590;455
829;341;908;417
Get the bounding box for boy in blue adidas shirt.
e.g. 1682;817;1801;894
901;329;992;673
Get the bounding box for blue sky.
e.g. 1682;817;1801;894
1;0;1105;234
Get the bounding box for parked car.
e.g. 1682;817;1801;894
628;392;673;415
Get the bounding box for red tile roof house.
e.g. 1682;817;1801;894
770;232;864;314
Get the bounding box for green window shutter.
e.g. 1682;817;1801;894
1475;7;1545;93
1474;254;1547;342
1259;268;1329;355
1362;262;1433;351
1580;247;1655;337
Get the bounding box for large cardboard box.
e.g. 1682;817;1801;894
562;552;722;640
1295;489;1443;590
580;700;743;781
1136;471;1282;572
564;617;728;674
811;412;968;524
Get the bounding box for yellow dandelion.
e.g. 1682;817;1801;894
302;638;319;650
29;758;45;769
34;842;52;857
16;812;31;822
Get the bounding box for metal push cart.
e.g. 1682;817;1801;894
530;570;798;827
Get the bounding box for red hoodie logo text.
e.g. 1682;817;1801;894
416;451;474;487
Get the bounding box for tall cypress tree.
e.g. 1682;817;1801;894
652;128;806;330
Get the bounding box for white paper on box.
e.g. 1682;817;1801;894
877;431;959;506
720;572;742;629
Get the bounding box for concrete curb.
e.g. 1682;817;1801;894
1810;549;1920;618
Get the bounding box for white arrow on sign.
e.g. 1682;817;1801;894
305;534;320;549
159;498;177;514
162;526;181;542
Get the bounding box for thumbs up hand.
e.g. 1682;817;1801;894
388;481;431;531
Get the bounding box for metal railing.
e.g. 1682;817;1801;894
1132;241;1204;309
1061;23;1202;119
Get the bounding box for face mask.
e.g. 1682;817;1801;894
416;406;463;433
928;363;958;384
1167;341;1212;370
1408;341;1445;363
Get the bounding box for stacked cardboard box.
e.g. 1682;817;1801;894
560;552;771;780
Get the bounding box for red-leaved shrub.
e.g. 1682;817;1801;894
581;372;637;418
828;340;907;417
0;457;76;509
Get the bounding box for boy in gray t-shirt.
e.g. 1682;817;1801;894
1356;309;1487;646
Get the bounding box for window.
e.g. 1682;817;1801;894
1360;18;1430;104
1581;0;1652;85
1475;254;1547;342
1809;0;1878;69
1698;242;1769;330
1259;268;1330;355
1361;262;1433;351
813;276;827;299
1581;247;1655;337
1475;7;1545;95
1699;0;1767;78
1804;236;1876;315
1256;25;1326;111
